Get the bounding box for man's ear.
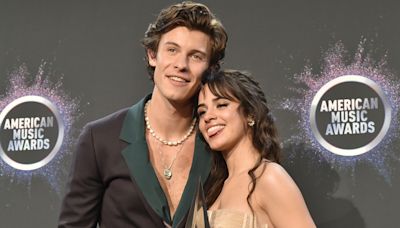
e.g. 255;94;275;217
147;49;157;67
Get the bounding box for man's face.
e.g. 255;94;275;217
148;26;211;103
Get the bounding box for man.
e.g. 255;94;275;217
58;2;227;228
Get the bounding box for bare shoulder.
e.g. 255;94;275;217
256;162;295;190
254;161;302;209
254;161;316;228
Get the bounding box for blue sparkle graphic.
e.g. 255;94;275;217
281;40;400;182
0;62;79;193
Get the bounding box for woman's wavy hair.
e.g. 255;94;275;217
201;69;281;211
142;1;228;80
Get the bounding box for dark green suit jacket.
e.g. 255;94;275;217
58;95;211;228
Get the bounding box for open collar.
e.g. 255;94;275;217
120;94;212;226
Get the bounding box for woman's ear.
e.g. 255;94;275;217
247;115;255;127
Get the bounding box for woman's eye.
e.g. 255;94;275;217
217;103;228;108
197;110;205;117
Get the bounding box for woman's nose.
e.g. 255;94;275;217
203;110;216;123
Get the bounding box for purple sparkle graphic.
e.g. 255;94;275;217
0;62;79;193
282;40;400;181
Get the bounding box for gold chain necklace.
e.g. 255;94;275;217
144;100;196;146
144;99;196;180
155;141;185;180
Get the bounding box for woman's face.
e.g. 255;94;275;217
197;84;250;152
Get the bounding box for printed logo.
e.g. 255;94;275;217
0;96;64;170
310;75;391;156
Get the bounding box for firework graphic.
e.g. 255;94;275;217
282;40;400;181
0;62;79;193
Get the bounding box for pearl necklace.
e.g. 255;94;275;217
144;100;196;180
144;100;197;146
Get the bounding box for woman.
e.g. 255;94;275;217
197;70;316;228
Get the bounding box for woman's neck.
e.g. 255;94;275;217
222;139;261;179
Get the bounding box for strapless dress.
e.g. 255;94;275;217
207;209;268;228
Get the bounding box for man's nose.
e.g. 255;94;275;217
174;54;188;71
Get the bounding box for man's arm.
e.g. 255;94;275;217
58;124;104;228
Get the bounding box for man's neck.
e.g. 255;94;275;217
147;93;196;141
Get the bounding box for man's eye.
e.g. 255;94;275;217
167;48;177;53
191;54;204;61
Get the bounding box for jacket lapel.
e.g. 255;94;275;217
119;95;212;227
173;134;211;228
120;95;171;223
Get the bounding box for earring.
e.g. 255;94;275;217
248;119;255;127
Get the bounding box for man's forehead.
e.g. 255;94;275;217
159;27;211;52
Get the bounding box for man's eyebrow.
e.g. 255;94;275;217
163;41;208;57
164;41;180;47
190;49;208;57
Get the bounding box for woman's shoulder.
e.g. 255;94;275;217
255;161;301;204
257;161;291;186
253;162;316;227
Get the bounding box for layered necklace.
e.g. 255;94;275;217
144;100;197;180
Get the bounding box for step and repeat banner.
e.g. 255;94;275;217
1;1;399;227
